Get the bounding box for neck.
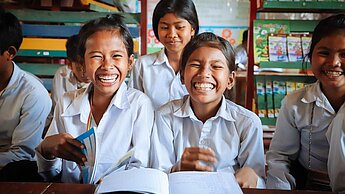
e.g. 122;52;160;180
0;61;14;91
191;99;222;123
165;50;181;74
323;87;345;112
91;92;113;125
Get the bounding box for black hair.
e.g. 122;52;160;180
242;29;248;42
152;0;199;41
0;9;23;54
180;32;236;73
66;34;79;62
77;13;134;62
308;14;345;61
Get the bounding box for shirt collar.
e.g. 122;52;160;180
3;62;27;96
152;48;167;66
301;81;334;113
174;95;235;122
62;82;130;124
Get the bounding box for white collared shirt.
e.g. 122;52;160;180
150;96;266;188
51;65;89;108
0;62;51;168
326;104;345;192
266;81;338;190
36;82;154;183
129;49;188;109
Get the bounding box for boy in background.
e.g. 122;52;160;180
51;34;90;110
45;35;90;135
0;9;52;181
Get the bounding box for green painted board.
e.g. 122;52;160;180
18;50;67;57
8;9;139;24
17;63;63;77
260;61;311;69
262;1;345;10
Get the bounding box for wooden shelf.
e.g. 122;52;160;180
259;1;345;12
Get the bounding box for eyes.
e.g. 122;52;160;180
187;62;225;70
89;53;124;61
316;49;345;60
159;25;186;31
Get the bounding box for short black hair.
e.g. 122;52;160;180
242;30;248;42
78;13;134;63
308;14;345;61
0;9;23;54
66;34;79;62
180;32;236;73
152;0;199;41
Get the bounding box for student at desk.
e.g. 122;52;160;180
266;14;345;192
35;14;154;183
0;9;52;181
150;32;265;188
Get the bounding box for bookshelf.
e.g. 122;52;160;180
246;0;345;126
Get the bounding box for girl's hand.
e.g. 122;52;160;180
235;166;258;188
40;133;86;165
172;147;217;172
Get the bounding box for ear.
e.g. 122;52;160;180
226;71;236;90
66;59;73;69
191;28;195;38
7;46;17;60
128;54;135;71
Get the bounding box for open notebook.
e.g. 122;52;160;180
96;168;243;194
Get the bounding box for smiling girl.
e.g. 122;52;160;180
150;32;265;189
36;14;154;183
129;0;199;109
267;14;345;192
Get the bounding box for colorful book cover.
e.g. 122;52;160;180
268;34;288;62
253;20;290;64
256;80;267;118
287;34;303;62
266;80;274;118
273;81;286;117
286;81;296;94
301;34;312;61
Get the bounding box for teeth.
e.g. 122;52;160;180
98;75;118;83
194;82;214;90
325;71;343;77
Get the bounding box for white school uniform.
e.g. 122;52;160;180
150;95;266;188
36;82;154;183
51;65;89;108
0;62;51;168
325;103;345;192
266;81;342;190
129;49;188;109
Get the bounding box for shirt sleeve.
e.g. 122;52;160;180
150;108;176;173
0;88;52;168
130;95;154;168
266;97;300;190
326;106;345;192
35;97;64;181
236;113;266;189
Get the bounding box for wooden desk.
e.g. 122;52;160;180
242;188;337;194
0;182;95;194
0;182;338;194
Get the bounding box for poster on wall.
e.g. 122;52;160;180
146;0;250;54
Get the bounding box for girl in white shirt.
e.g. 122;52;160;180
129;0;199;109
266;14;345;192
151;32;265;188
36;14;154;183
